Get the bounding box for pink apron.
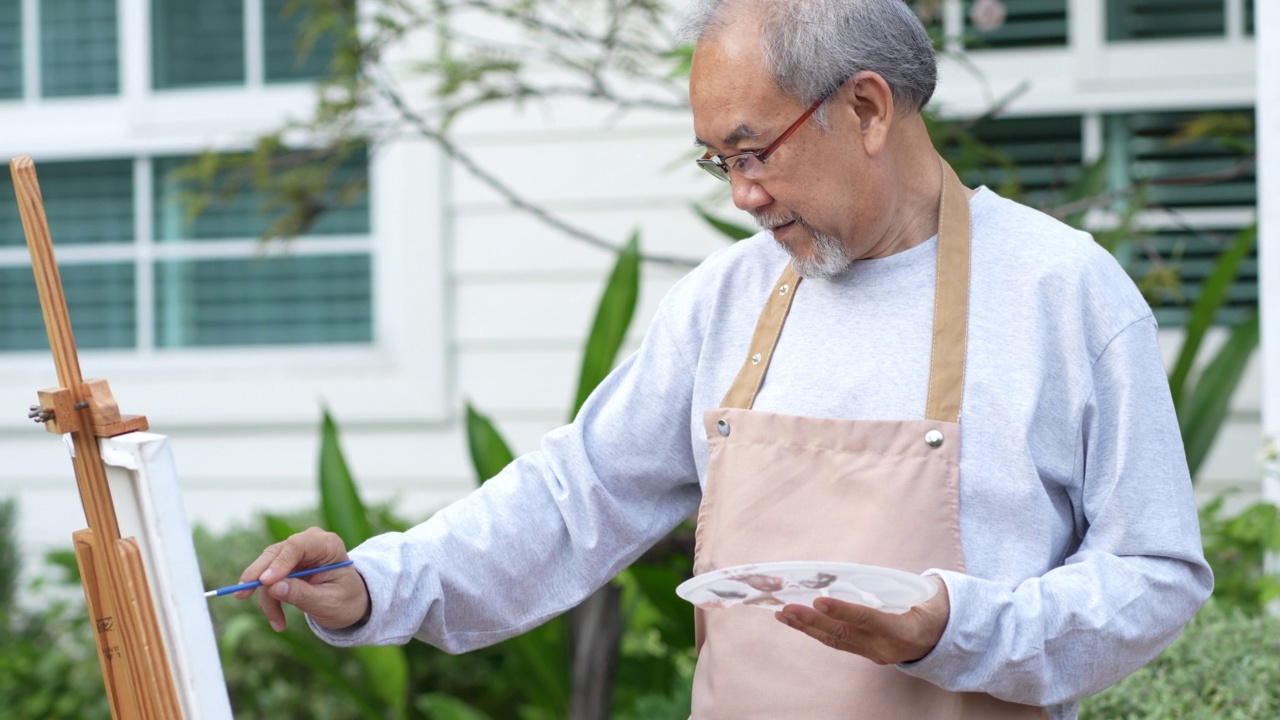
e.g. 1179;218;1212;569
690;162;1049;719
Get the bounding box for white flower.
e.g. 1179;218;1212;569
970;0;1008;32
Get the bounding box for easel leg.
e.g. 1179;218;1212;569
73;529;139;720
117;538;184;719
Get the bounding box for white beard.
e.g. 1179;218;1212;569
755;212;853;280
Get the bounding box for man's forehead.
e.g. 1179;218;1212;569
689;34;786;149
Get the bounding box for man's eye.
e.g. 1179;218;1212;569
729;154;755;171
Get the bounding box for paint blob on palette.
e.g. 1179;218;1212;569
676;561;937;613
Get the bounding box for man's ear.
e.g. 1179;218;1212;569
841;71;894;157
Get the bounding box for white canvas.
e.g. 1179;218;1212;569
100;432;234;720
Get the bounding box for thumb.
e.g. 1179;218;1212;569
269;578;316;610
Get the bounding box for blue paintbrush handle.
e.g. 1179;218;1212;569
205;560;354;598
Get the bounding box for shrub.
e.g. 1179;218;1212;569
1082;602;1280;719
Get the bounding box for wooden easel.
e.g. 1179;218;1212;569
12;156;183;720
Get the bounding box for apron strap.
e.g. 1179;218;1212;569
720;264;803;410
924;160;972;424
719;158;972;423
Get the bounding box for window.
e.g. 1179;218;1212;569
966;0;1069;49
1107;0;1224;41
0;160;136;351
944;115;1084;207
152;0;244;89
0;154;373;353
263;0;336;82
41;0;120;96
152;0;337;90
0;1;20;99
1245;0;1254;36
1106;109;1256;325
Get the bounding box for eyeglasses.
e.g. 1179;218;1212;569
696;97;825;182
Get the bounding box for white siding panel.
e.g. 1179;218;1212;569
450;134;705;206
452;207;736;275
454;276;674;345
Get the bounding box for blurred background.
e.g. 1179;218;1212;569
0;0;1273;718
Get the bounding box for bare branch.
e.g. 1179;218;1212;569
370;69;701;267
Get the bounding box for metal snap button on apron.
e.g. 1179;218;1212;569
924;430;944;448
750;353;761;365
779;284;790;296
717;419;730;436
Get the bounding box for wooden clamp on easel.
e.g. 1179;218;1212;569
12;156;183;719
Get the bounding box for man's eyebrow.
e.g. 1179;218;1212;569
693;123;761;151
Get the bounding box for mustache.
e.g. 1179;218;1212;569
751;211;811;232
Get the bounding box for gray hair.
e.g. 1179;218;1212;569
678;0;937;115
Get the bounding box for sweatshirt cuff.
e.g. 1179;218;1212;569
895;568;970;686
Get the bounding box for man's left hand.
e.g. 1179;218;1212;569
775;576;949;665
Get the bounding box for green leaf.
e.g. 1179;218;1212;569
353;645;410;720
572;233;641;417
319;407;374;547
416;693;496;720
264;513;304;544
503;620;571;715
1180;311;1259;478
1168;225;1256;411
693;205;755;241
464;402;515;484
272;621;385;720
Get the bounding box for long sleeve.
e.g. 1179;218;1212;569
310;303;704;652
898;317;1214;708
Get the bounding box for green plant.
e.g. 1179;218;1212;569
1081;603;1280;719
1197;495;1280;613
0;498;112;719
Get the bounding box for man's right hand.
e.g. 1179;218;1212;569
237;526;370;632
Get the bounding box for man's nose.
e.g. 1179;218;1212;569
731;177;772;212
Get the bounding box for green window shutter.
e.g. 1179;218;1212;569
1128;229;1257;327
0;159;134;247
1107;0;1225;41
1245;0;1254;36
152;0;244;89
41;0;119;97
1122;110;1255;209
153;150;370;241
1110;108;1256;326
154;254;372;347
945;115;1083;207
0;262;135;351
263;0;335;82
966;0;1068;49
0;1;21;99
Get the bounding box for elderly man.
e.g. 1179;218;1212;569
238;0;1212;717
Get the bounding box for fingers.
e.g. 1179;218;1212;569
261;527;348;584
777;601;894;662
235;527;354;632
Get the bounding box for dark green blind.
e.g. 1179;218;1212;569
41;0;119;97
1121;110;1256;209
153;151;370;241
966;0;1068;49
263;0;335;82
152;0;244;89
0;262;135;351
1129;228;1256;326
1111;109;1256;326
0;159;134;247
1246;0;1254;36
1107;0;1225;41
0;1;21;99
154;254;372;347
946;115;1084;207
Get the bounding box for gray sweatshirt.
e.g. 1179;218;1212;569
313;188;1213;719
